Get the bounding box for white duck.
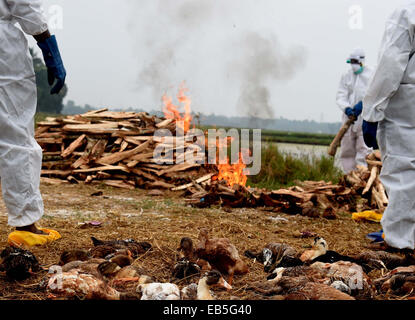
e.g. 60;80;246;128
137;270;232;300
182;270;232;300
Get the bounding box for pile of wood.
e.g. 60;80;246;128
36;109;213;190
185;180;355;219
342;151;388;212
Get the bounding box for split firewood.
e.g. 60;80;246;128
36;110;213;190
375;178;388;205
363;166;379;195
61;134;86;158
171;173;215;191
366;160;383;168
371;188;385;211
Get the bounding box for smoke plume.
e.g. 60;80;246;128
127;0;307;119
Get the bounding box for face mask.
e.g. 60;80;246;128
352;64;364;74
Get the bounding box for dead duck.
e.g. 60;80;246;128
311;261;375;300
181;270;232;300
177;237;212;271
137;282;181;300
248;274;354;300
97;260;153;287
109;253;133;268
195;229;249;285
137;270;231;301
300;237;355;264
349;250;415;273
59;249;90;266
172;237;212;279
278;276;355;300
90;237;152;258
245;243;302;272
0;247;41;280
60;258;106;278
266;265;328;282
47;268;122;300
172;258;201;279
374;265;415;293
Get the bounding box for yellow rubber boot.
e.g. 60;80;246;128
8;228;61;248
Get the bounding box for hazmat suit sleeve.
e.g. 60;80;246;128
336;73;351;113
363;9;414;122
6;0;48;35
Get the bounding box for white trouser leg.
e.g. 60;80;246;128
340;131;357;174
0;77;44;227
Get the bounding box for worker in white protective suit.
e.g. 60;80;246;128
0;0;65;247
336;48;374;173
363;2;415;251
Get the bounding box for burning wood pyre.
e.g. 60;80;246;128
36;87;214;190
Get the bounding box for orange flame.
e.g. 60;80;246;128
162;84;192;133
216;153;247;188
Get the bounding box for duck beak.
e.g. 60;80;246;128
219;278;232;290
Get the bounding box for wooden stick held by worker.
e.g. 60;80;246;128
328;117;355;157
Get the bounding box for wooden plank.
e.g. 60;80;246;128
36;121;60;126
171;173;215;191
35;126;50;136
61;134;86;158
157;163;200;176
126;160;139;168
73;165;129;173
127;152;154;162
366;160;383;167
271;189;311;202
81;108;108;116
62;118;90;124
120;140;129;152
72;156;89;169
62;123;119;132
111;130;154;137
129;168;157;181
123;136;154;145
36;132;66;138
82;111;139;120
96;140;150;165
89;139;108;162
36;138;63;144
156;119;174;128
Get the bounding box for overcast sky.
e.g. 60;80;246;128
29;0;408;123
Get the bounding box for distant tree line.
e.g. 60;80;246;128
31;49;67;114
33;47;340;135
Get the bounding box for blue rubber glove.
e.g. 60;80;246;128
362;120;379;149
352;101;363;118
37;35;66;94
345;107;354;118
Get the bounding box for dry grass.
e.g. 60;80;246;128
0;183;385;300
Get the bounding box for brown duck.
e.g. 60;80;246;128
194;229;248;285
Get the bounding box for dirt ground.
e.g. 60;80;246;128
0;182;385;300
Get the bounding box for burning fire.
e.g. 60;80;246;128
215;153;248;188
162;84;248;187
162;84;192;133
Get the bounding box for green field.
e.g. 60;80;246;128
199;126;335;146
248;143;342;190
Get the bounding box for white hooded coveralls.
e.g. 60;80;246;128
0;0;47;227
363;2;415;250
336;63;373;174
